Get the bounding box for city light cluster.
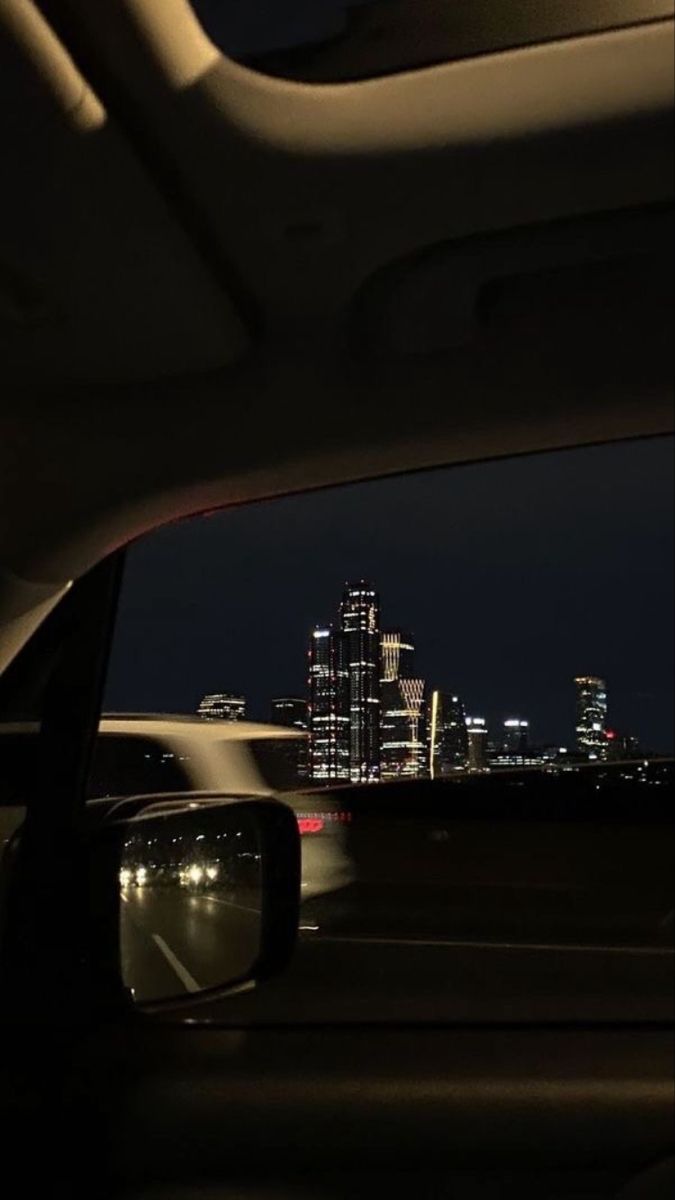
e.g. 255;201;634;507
197;581;646;786
301;582;633;784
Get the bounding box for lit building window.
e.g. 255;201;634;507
197;692;245;722
574;675;609;758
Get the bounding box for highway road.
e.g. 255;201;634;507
120;880;674;1021
120;885;262;1003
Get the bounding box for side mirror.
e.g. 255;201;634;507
91;796;300;1010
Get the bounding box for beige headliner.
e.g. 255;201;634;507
0;0;673;669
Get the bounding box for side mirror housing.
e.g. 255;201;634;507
88;795;300;1012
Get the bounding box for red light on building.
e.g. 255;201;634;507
606;729;617;740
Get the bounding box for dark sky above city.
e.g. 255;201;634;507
104;437;674;752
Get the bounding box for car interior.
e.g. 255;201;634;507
0;1;673;1197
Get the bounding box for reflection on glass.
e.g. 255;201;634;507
119;802;262;1004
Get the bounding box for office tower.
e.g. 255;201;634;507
380;629;425;779
428;690;468;777
574;675;608;757
271;697;309;782
502;718;529;756
381;630;415;683
466;716;489;771
340;582;381;783
197;692;245;721
271;697;308;731
308;626;349;782
488;718;533;767
381;676;427;779
499;717;530;763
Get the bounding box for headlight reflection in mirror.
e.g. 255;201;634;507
119;801;263;1005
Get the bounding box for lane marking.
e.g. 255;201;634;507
203;895;261;916
309;934;672;955
151;933;202;993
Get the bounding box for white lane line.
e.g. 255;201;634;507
203;895;261;916
151;933;202;993
312;935;673;955
120;892;129;904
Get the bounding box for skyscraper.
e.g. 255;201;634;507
270;697;308;731
197;692;245;721
466;716;489;771
428;690;468;777
340;582;381;783
381;630;415;683
488;718;532;766
575;675;608;757
308;627;349;782
380;632;426;779
501;718;530;763
269;697;309;784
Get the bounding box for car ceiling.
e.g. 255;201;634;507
0;0;673;669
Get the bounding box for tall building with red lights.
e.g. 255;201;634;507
575;675;608;757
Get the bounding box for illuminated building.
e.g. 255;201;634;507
340;582;381;783
502;718;530;757
428;690;468;777
575;675;608;757
271;697;308;731
381;677;427;779
271;697;309;781
197;692;245;721
380;630;425;778
308;627;349;782
381;630;415;683
466;716;489;771
489;717;530;766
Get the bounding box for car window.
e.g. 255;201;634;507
100;437;674;1023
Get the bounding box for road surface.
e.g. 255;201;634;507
121;885;262;1002
120;880;674;1021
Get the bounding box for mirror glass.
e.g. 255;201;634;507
119;800;263;1004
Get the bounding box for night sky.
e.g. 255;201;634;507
104;437;674;752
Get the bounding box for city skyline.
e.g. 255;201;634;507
192;590;653;781
195;653;627;757
195;592;659;770
103;439;674;753
108;583;671;754
301;580;622;780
